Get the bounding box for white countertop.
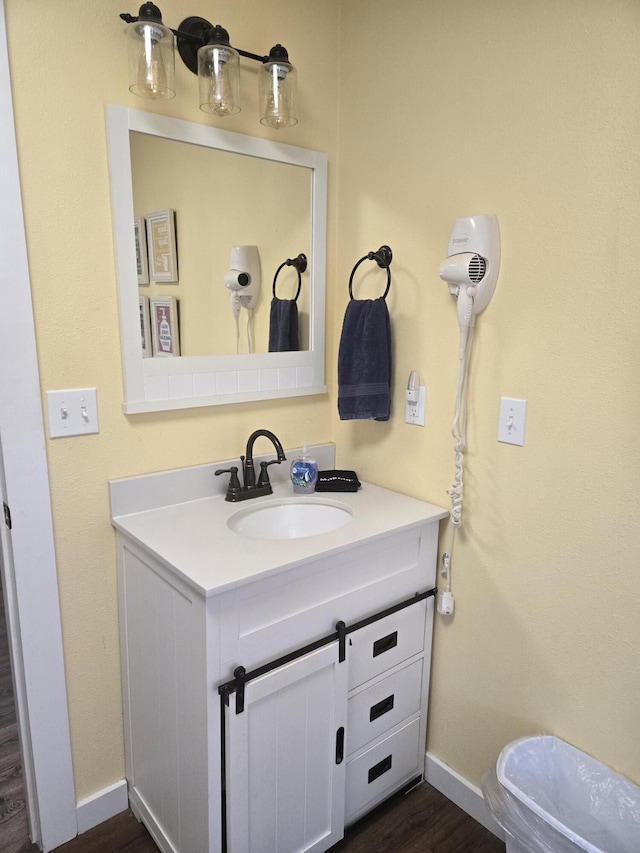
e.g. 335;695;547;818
110;447;448;597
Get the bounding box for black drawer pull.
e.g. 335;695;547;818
369;694;395;722
373;630;398;658
368;754;392;784
335;726;345;765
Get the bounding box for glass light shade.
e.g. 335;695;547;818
259;60;297;129
127;20;175;99
198;44;240;116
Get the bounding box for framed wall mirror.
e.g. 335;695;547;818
106;105;327;413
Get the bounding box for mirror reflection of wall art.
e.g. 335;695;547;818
146;208;178;283
150;296;180;357
139;296;151;357
134;217;149;284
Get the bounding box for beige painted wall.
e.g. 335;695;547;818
4;0;339;799
335;0;640;788
5;0;640;809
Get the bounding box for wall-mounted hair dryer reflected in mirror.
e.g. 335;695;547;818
439;214;500;334
224;245;261;352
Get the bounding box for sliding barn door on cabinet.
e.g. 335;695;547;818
224;642;348;853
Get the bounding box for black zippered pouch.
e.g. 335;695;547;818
315;470;361;492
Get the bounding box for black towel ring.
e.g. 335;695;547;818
348;245;393;300
272;254;308;301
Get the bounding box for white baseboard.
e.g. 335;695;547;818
76;779;128;835
73;761;501;842
74;761;502;842
424;752;505;841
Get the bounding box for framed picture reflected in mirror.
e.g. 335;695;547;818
146;209;178;283
150;296;180;357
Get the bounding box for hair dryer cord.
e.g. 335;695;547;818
442;325;475;595
447;325;474;526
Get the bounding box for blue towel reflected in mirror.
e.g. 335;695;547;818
269;297;299;352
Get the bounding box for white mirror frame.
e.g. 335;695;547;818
106;105;327;413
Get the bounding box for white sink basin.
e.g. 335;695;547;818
227;498;353;540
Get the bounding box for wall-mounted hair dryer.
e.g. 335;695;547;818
224;245;261;352
438;215;501;618
225;245;261;317
439;214;500;331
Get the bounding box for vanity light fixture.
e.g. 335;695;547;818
120;3;298;128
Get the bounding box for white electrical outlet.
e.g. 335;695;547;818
405;386;426;426
498;397;527;446
47;388;99;438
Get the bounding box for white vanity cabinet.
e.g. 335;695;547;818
111;467;446;853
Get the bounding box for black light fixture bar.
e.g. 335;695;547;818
120;11;278;71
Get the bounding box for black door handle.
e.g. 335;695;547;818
335;726;345;764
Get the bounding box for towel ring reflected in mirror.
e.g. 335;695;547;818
272;253;307;301
348;245;393;300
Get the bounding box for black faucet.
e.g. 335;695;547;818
215;429;286;502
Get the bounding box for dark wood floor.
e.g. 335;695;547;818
45;783;505;853
0;580;32;853
333;782;505;853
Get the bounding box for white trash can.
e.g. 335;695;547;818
483;735;640;853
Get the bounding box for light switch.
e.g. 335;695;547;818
498;397;527;446
47;388;99;438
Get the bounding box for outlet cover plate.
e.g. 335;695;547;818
406;386;426;426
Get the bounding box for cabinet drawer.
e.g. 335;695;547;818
347;600;426;690
345;717;421;823
347;659;423;756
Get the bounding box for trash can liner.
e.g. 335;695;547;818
482;735;640;853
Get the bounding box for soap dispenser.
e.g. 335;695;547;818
290;441;318;494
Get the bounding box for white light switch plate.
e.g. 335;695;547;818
405;386;426;426
47;388;99;438
498;397;527;446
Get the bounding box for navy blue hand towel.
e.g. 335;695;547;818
338;297;391;421
269;297;299;352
